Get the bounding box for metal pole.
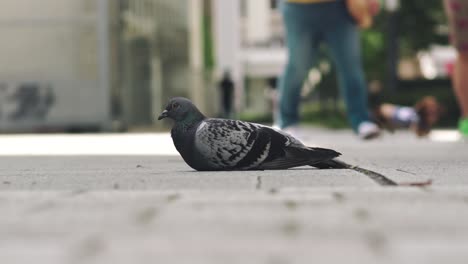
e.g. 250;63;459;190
188;0;206;114
97;0;112;130
387;11;398;93
386;0;400;93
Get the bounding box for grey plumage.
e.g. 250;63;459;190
158;97;347;171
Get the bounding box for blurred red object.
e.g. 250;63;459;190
445;61;455;76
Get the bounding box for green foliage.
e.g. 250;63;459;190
202;1;214;69
361;1;448;81
361;28;386;81
398;0;448;55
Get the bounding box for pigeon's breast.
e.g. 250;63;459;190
171;124;211;171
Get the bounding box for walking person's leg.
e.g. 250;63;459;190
278;4;319;129
454;52;468;134
453;52;468;117
323;2;379;138
444;0;468;135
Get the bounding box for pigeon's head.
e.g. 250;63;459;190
158;97;204;122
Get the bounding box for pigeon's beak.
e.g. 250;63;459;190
158;110;169;120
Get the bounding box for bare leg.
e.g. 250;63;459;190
453;52;468;118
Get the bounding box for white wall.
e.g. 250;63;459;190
212;0;243;109
0;0;110;129
246;0;271;45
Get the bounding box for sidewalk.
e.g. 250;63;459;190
0;128;467;264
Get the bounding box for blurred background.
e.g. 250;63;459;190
0;0;456;133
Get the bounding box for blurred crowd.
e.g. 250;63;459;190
222;0;468;140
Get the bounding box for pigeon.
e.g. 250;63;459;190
157;97;352;171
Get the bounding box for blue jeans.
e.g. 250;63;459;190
278;0;370;131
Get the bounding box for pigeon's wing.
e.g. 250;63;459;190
256;127;342;170
258;145;341;170
194;119;273;169
194;119;340;170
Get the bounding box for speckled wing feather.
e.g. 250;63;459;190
194;118;341;170
194;119;266;169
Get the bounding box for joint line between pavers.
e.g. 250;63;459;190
255;175;262;190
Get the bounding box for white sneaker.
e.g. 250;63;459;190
358;121;381;140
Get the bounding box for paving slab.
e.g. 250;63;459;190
0;188;468;264
0;155;376;190
0;129;467;264
299;128;468;186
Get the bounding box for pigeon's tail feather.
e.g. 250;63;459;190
311;159;352;169
286;146;341;161
307;147;342;159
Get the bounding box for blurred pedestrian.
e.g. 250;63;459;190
444;0;468;136
218;70;234;118
277;0;380;139
373;96;444;137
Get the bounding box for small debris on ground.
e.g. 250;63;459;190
281;220;301;237
396;168;417;175
284;200;298;210
268;188;279;195
332;192;345;202
398;179;433;187
354;208;370;222
166;193;181;203
135;207;158;225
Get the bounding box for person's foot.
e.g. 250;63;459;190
459;118;468;136
358;121;381;140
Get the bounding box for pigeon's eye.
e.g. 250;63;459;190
172;103;180;109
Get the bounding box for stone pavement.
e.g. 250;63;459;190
0;128;467;264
